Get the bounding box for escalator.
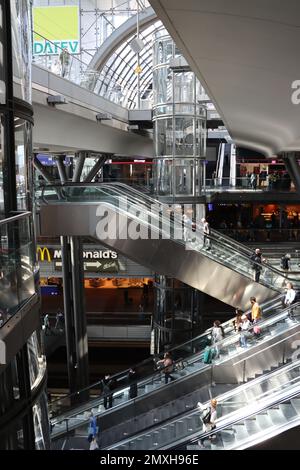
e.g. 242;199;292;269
109;356;300;450
50;299;300;448
38;182;299;309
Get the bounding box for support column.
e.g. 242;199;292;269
72;151;86;182
83;155;108;182
282;152;300;193
60;236;89;400
2;0;16;217
55;155;67;184
60;236;77;396
33;156;55;185
70;236;89;392
17;345;35;449
153;275;202;353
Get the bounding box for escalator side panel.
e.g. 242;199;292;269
39;203;277;309
52;322;300;443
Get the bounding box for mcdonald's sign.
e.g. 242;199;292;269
37;246;52;262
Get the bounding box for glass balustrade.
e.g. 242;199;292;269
0;212;35;327
49;298;294;439
39;182;300;290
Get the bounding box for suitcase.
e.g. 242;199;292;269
203;346;214;364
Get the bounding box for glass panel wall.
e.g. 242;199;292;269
152;29;207;197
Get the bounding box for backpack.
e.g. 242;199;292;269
281;257;289;270
202;408;211;424
293;291;300;304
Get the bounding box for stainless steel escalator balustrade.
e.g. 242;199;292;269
50;301;298;441
108;357;300;450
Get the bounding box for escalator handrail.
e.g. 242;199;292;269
173;375;300;450
49;292;283;411
98;194;292;287
107;357;300;449
39;181;299;283
50;298;291;425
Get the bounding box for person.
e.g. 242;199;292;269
101;374;113;409
233;308;243;332
283;282;297;318
250;297;262;324
284;282;296;307
211;170;217;187
87;412;98;442
51;58;60;75
211;320;224;358
43;313;51;335
89;436;99;450
59;47;70;78
250;172;257;190
123;288;129;306
250;248;265;282
247;172;252;188
183;213;192;243
197;399;218;447
138;294;145;318
240;314;251;348
201;217;211;250
55;309;64;330
157;352;175;384
174;294;182;311
281;253;291;272
128;368;138;399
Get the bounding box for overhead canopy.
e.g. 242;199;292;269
150;0;300;156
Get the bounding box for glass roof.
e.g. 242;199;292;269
92;20;163;109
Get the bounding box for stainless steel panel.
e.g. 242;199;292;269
0;294;40;365
39;203;277;309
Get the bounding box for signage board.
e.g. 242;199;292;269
37;246;120;273
33;6;80;56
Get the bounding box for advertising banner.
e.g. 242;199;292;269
33;6;80;56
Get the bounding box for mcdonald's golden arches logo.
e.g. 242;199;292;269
37;246;51;262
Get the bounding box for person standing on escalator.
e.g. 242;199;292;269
101;374;114;409
250;297;262;324
157;352;175;384
201;218;211;251
250;248;265;282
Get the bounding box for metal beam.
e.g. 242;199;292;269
72;151;86;182
83;155;109;182
282;152;300;194
33;156;56;185
88;6;156;72
55;155;68;184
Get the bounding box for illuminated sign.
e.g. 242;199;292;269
52;249;117;260
37;246;51;262
33;6;80;56
37;247;118;271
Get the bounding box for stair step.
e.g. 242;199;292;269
279;403;298;420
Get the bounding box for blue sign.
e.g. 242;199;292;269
41;285;59;295
36;154;71;166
